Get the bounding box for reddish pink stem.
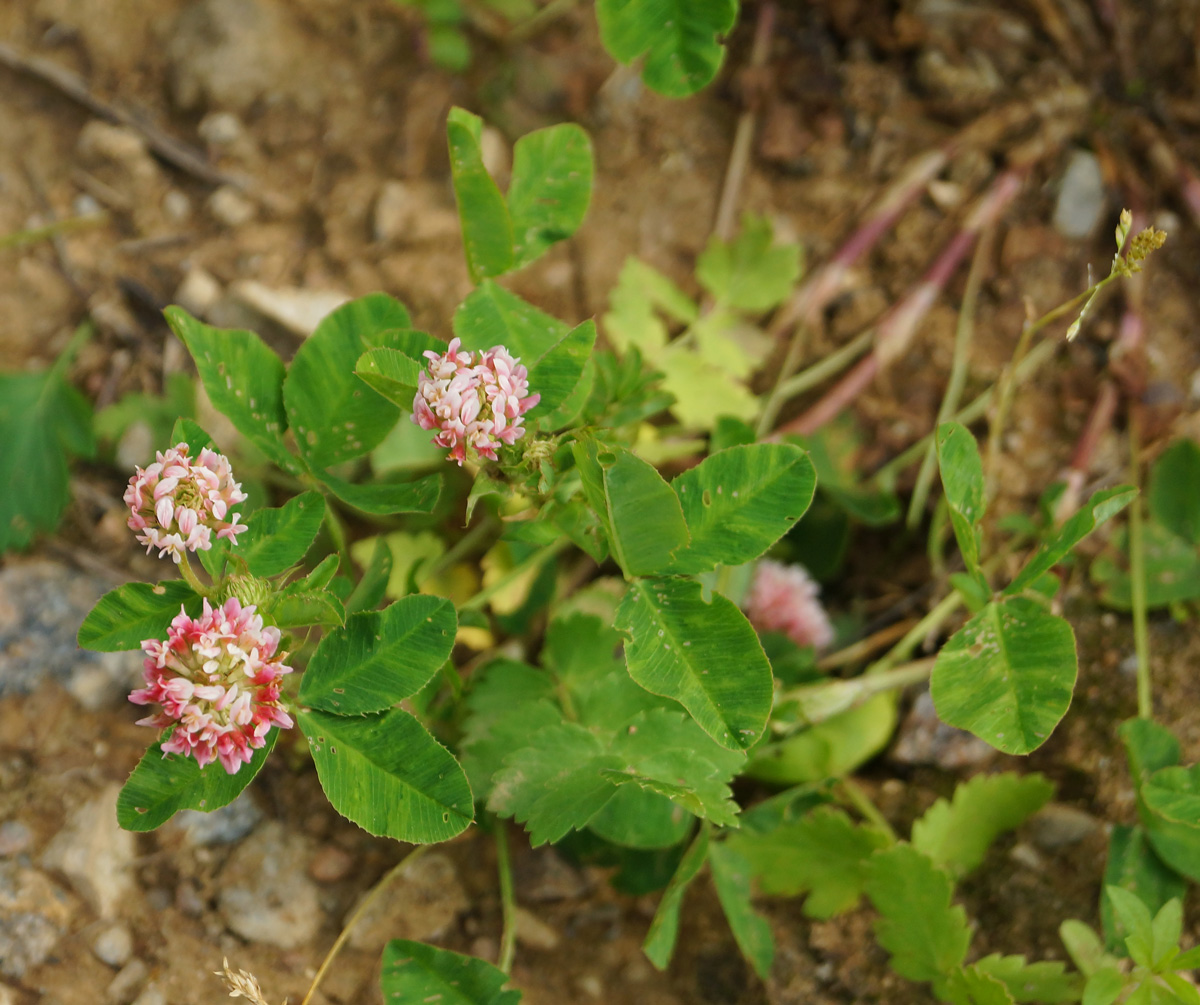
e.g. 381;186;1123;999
775;169;1024;438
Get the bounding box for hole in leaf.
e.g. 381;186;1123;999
702;490;712;507
135;806;148;814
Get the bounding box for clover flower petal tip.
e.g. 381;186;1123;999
124;442;248;563
412;338;540;466
745;559;835;651
131;596;293;775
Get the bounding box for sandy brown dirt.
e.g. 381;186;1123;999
4;0;1200;1003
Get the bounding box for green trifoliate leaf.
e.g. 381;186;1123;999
354;346;423;411
298;708;473;843
1080;966;1125;1005
616;576;772;751
865;845;971;990
595;0;738;98
1007;485;1137;596
299;594;456;715
345;537;393;615
643;826;710;970
78;580;202;652
283;294;412;470
697;214;802;312
0;366;93;553
708;841;775;980
1139;764;1200;882
573;441;690;576
507;122;594;269
380;940;521;1005
937;422;987;584
1091;522;1200;610
117;728;278;831
267;586;345;629
447;107;513;282
1102;824;1186;954
165;307;297;474
526;320;595;419
228;490;325;577
319;469;441;516
931;596;1077;755
727;806;887;918
911;772;1054;878
453;280;569;358
972;954;1082;1003
667;443;816;574
587;784;692;849
1149;438;1200;546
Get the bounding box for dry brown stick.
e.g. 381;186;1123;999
772;169;1025;439
0;42;240;189
713;1;777;241
20;157;90;302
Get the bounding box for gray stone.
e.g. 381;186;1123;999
0;561;142;705
890;688;995;769
1029;804;1101;849
0;821;32;858
42;785;135;918
1054;149;1106;240
0;863;73;979
92;923;134;968
217;822;321;949
167;0;296;112
172;791;262;846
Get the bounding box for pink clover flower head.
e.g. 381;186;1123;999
124;442;248;563
744;559;835;651
130;596;294;774
411;337;540;465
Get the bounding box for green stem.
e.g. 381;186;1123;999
300;844;430;1005
1129;411;1152;719
495;818;518;975
0;212;109;252
419;515;496;587
322;500;354;578
907;226;992;528
777;657;935;726
177;553;209;597
837;778;897;843
460;538;569;613
759;329;875;437
868;589;964;676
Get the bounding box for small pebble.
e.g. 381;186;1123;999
163;190;192;223
92;923;134;968
107;958;149;1002
207;185;256;227
131;984;166;1005
1029;804;1100;849
198;111;244;146
1053;149;1106;240
1009;842;1044;872
514;907;559;950
308;845;354;884
576;974;603;998
0;821;32;857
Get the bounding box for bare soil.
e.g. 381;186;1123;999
3;0;1200;1003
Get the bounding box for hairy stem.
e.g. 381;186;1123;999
177;553;209;597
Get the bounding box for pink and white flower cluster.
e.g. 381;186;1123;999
131;597;294;774
124;443;248;563
745;559;835;651
412;338;540;465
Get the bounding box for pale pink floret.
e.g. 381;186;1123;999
124;442;248;563
130;597;294;774
411;338;540;466
745;559;835;651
